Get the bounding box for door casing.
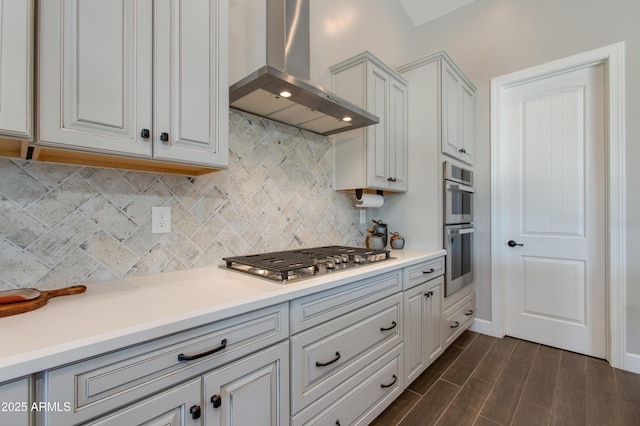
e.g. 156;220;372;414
490;42;626;369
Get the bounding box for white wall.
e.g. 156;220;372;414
229;0;415;86
412;0;640;355
310;0;414;86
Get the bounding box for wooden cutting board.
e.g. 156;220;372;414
0;285;87;318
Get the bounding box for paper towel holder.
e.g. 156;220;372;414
355;189;384;199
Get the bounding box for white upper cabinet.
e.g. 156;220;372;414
440;58;476;165
38;0;228;170
332;52;408;192
0;0;33;139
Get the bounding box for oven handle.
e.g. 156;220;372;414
447;228;475;235
446;182;475;193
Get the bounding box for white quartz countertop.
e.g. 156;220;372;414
0;248;445;383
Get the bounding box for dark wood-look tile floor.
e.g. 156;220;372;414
371;331;640;426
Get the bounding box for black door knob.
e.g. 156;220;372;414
160;132;169;142
140;129;150;139
507;240;524;247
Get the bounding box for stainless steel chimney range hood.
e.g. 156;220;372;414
229;0;379;137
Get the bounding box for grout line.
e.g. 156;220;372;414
509;342;541;425
468;338;504;425
391;390;427;426
433;333;490;425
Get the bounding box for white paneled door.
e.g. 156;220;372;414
503;64;606;358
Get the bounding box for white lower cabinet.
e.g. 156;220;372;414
39;303;288;426
402;259;444;386
83;342;289;426
444;291;475;347
203;342;288;426
0;376;32;426
291;345;402;426
18;257;467;426
289;271;404;425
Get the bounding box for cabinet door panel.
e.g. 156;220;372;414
85;378;201;426
39;0;152;156
426;279;444;363
154;0;228;167
389;78;408;191
441;62;461;158
366;64;389;188
0;377;31;426
461;82;475;164
0;0;32;138
204;342;289;426
404;283;426;384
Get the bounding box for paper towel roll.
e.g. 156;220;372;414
355;193;384;208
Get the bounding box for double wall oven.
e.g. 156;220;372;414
443;162;474;297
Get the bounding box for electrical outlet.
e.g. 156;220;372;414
359;209;366;224
152;206;171;234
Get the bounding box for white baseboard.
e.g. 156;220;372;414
624;352;640;374
469;318;493;336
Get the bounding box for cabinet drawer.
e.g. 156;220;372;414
42;303;288;426
290;270;402;334
291;345;402;426
291;293;402;413
404;257;444;290
444;293;474;346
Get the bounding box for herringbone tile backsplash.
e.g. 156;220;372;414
0;111;368;290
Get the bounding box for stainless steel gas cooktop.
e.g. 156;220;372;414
223;246;391;284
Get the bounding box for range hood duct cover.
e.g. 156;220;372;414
229;0;379;136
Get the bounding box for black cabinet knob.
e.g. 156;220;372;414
140;129;150;139
160;132;169;142
211;394;222;408
190;405;201;420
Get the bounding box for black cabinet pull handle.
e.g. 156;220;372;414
381;374;398;388
450;321;460;329
507;240;524;247
424;292;430;298
178;338;227;361
190;405;201;420
380;321;397;332
140;128;150;139
423;268;435;274
465;310;474;316
160;132;169;142
211;394;222;408
316;351;341;367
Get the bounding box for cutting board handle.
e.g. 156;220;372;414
43;285;87;299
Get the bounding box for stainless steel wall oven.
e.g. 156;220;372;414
444;224;474;296
443;162;474;297
443;162;474;225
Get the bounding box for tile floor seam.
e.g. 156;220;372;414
508;342;541;426
436;334;492;425
392;390;428;426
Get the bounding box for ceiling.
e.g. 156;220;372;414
398;0;476;27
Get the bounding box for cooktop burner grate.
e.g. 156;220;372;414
223;245;391;283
